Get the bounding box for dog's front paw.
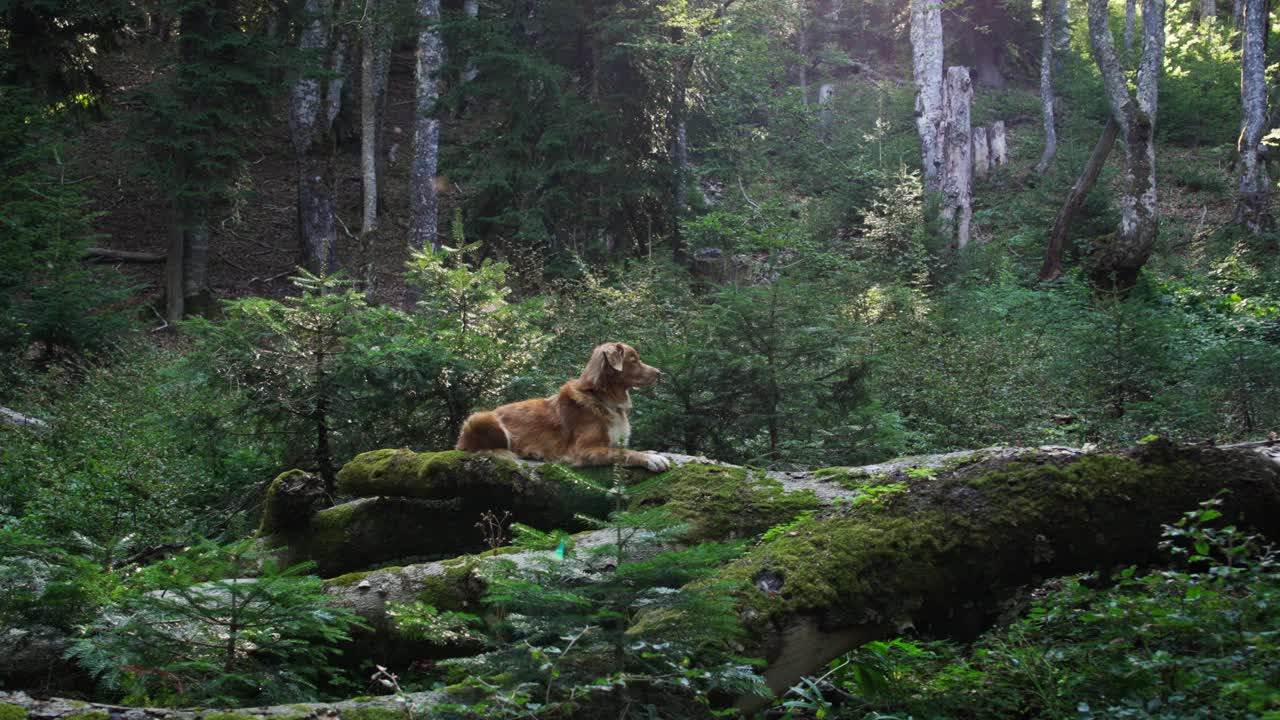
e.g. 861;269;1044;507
643;453;671;472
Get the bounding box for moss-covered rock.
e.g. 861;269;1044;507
0;704;27;720
337;449;515;498
257;469;328;536
636;464;823;542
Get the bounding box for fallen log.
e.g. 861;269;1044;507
7;441;1278;717
0;690;443;720
0;406;47;430
82;247;166;264
724;439;1280;711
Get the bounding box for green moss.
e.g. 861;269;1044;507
416;560;480;611
718;442;1263;629
326;567;403;586
637;464;822;542
341;706;406;720
813;466;877;489
0;704;28;720
204;713;257;720
337;449;517;498
257;469;316;536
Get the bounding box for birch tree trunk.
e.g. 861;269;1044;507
1036;0;1058;175
1237;0;1270;231
1086;0;1165;292
290;0;342;274
911;0;945;196
409;0;443;252
940;66;974;249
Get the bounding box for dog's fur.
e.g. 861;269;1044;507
455;343;671;472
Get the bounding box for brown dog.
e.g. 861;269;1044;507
455;342;672;472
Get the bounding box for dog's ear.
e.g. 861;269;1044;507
580;345;610;389
605;343;625;372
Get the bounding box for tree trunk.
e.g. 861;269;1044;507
818;82;835;129
1036;0;1058;175
1124;0;1136;49
409;0;442;252
360;0;380;295
911;0;945;196
361;0;379;236
1056;0;1071;50
17;442;1278;715
989;120;1008;166
1237;0;1271;232
1201;0;1217;20
671;51;694;266
1086;0;1165;293
973;126;990;177
973;40;1006;88
291;0;342;274
165;206;185;323
1040;116;1121;281
939;66;974;249
462;0;480;84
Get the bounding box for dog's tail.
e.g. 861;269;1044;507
456;411;511;453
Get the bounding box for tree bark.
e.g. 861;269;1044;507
360;0;381;295
911;0;945;196
1086;0;1165;292
1036;0;1058;175
973;126;990;177
989;120;1008;166
1201;0;1218;21
409;0;442;252
940;66;974;249
1039;116;1121;281
291;0;343;274
1237;0;1271;232
1056;0;1071;50
462;0;480;84
672;51;693;266
1124;0;1136;49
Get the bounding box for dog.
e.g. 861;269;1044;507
455;342;672;472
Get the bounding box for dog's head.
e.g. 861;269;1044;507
580;342;661;391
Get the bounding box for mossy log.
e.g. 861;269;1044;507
0;690;442;720
10;441;1279;717
722;440;1280;711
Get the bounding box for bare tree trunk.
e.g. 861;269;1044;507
1039;116;1121;281
989;121;1008;166
1201;0;1218;20
1233;0;1245;26
165;207;185;323
671;51;694;266
940;66;974;249
796;6;809;106
409;0;443;252
1086;0;1165;292
462;0;480;84
1237;0;1271;232
911;0;945;196
360;0;380;295
183;209;213;315
1124;0;1136;49
291;0;342;274
1036;0;1058;175
1056;0;1071;50
974;126;990;177
818;82;835;129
